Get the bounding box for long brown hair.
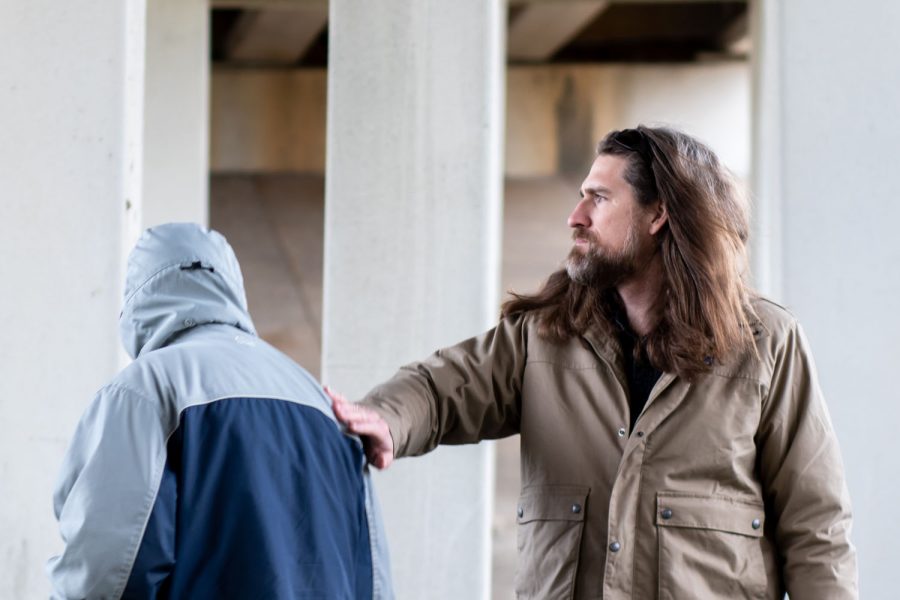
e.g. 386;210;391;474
502;125;758;379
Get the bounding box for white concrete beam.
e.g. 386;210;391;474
225;7;328;64
144;0;209;226
508;1;609;62
753;0;900;596
0;1;146;597
324;1;506;598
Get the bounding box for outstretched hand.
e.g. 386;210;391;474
324;386;395;470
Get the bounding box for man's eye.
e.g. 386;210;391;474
594;195;607;204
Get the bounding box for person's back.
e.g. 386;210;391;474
48;223;392;599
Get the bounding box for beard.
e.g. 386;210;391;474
565;225;640;288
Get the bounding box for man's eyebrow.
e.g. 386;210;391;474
581;186;612;197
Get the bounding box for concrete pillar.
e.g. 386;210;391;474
322;1;506;598
752;0;900;596
143;0;209;226
0;1;145;597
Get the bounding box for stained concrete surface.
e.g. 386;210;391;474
211;172;580;599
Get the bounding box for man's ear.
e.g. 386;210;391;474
649;201;668;235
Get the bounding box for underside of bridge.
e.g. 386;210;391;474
209;0;749;68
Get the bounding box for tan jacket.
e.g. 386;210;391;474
363;298;857;599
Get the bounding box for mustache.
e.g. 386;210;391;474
571;227;599;245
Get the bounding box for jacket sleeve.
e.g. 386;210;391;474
361;314;529;458
756;322;858;599
47;384;171;600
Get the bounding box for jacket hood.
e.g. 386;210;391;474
119;223;256;359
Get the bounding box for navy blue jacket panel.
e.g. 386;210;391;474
124;398;372;600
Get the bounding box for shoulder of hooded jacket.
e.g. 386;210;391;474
111;326;336;425
105;355;179;427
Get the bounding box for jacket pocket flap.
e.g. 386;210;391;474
656;492;765;538
517;485;589;524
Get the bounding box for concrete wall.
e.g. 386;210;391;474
753;0;900;596
321;1;506;597
210;62;750;178
0;1;146;597
0;1;211;595
143;0;209;226
506;63;750;179
211;68;328;173
210;174;326;376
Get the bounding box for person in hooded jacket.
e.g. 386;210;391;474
47;223;393;600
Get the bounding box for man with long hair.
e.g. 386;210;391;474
329;126;857;598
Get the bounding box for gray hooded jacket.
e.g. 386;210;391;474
48;223;393;599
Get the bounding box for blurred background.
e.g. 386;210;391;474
2;0;898;598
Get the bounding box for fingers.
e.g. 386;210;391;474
324;384;395;470
331;396;375;428
340;409;392;454
345;417;386;440
323;385;348;406
324;385;356;424
327;389;377;428
371;450;393;470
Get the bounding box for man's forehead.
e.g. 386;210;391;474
581;154;629;192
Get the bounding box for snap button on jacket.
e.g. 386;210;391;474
363;298;858;599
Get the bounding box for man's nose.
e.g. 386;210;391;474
567;200;591;229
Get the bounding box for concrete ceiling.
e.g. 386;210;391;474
211;0;749;67
508;1;612;63
224;7;328;65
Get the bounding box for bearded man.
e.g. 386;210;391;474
329;126;858;599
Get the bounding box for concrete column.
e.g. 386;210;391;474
143;0;209;226
752;0;900;596
322;1;506;598
0;1;145;597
